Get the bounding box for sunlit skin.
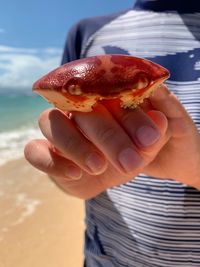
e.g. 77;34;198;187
24;55;200;199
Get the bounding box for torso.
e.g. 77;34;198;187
72;7;200;267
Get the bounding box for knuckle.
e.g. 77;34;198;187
24;140;41;160
121;111;135;125
38;108;57;130
96;126;117;144
38;114;45;129
24;141;35;160
45;157;55;171
63;135;81;153
38;109;50;126
120;108;141;126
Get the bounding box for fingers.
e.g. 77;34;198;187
73;103;168;173
24;139;82;180
73;105;143;174
104;103;170;159
39;109;107;175
24;139;109;199
36;102;168;180
104;104;167;148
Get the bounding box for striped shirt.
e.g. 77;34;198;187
62;1;200;266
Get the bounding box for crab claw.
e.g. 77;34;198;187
33;54;170;112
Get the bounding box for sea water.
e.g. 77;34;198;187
0;92;51;166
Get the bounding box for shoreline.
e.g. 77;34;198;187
0;157;85;267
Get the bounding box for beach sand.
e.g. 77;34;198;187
0;158;85;267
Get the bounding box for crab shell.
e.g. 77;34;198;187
33;54;170;112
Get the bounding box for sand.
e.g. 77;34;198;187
0;158;85;267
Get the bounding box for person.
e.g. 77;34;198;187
25;0;200;266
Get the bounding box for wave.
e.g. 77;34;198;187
0;126;43;166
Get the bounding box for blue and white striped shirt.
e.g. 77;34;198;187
62;1;200;266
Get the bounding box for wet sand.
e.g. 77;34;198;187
0;158;85;267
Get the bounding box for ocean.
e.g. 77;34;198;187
0;92;51;166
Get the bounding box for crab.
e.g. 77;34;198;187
33;54;170;112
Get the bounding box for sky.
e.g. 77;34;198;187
0;0;135;92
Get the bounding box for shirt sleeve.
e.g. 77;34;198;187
61;10;129;65
61;22;84;64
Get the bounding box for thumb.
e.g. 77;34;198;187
150;85;197;138
150;84;189;119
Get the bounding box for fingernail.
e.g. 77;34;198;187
118;147;143;173
86;152;106;174
136;126;160;146
65;165;82;180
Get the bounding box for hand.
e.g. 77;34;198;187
144;85;200;187
24;85;200;199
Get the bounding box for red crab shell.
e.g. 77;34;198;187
33;54;170;112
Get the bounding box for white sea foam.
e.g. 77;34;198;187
11;193;42;226
0;126;43;166
0;193;42;240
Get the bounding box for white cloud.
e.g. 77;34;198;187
0;46;62;93
0;45;37;54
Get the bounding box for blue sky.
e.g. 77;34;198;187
0;0;135;91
